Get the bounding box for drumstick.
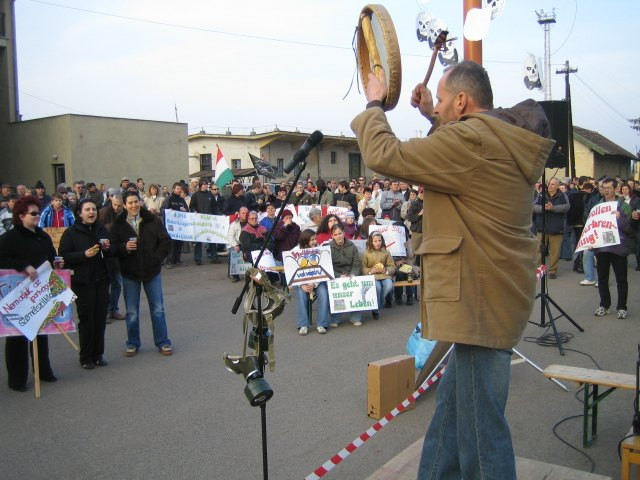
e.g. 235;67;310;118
360;14;383;79
423;30;449;86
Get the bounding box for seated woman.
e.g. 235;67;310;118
343;211;359;239
361;231;396;319
239;210;277;282
315;214;343;246
358;217;379;240
329;224;363;327
392;222;417;306
291;229;330;335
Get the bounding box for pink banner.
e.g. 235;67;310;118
0;269;76;337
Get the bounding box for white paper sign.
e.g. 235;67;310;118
251;249;277;272
295;205;315;227
351;239;368;255
327;206;349;223
328;275;378;314
282;246;334;286
229;250;252;276
164;210;229;244
463;6;492;41
575;201;622;253
369;224;407;257
0;263;76;341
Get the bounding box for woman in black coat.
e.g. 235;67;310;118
59;199;111;370
0;196;59;392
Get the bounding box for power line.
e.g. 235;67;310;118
19;89;88;115
551;0;578;56
573;74;630;121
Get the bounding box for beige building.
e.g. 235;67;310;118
188;130;371;182
3;114;188;190
572;126;636;179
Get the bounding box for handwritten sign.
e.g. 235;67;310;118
164;210;229;244
282;246;334;286
369;224;407;256
328;275;378;314
0;263;76;341
575;201;621;253
295;205;315;227
43;227;67;252
229;250;252;276
327;206;349;223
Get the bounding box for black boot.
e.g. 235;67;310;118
406;296;414;306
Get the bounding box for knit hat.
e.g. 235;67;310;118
56;184;68;194
35;180;46;189
281;209;294;219
345;211;355;218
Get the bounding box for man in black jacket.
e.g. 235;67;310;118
190;180;219;265
110;191;173;357
332;180;358;213
533;178;569;279
161;182;189;268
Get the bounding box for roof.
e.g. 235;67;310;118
573;126;637;159
188;129;357;149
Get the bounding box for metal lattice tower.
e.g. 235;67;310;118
536;9;556;100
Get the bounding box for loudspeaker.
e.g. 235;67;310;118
539;100;570;168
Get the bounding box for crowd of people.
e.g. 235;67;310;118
0;169;637;391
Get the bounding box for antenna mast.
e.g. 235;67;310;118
536;9;556;100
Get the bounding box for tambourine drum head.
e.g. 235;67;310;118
357;4;402;111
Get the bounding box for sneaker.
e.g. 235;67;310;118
594;306;610;317
299;326;308;336
579;279;596;286
352;321;363;326
329;322;339;328
595;282;598;287
160;344;173;356
165;263;175;269
125;346;138;357
617;309;628;319
108;311;126;320
317;326;327;334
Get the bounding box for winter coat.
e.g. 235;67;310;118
329;239;361;277
109;207;171;282
239;223;273;261
406;199;423;233
224;194;247;215
352;99;554;349
273;221;301;261
317;189;333;206
0;224;56;272
333;192;358;214
39;205;75;228
190;190;214;215
361;248;396;280
161;193;188;214
58;221;110;285
533;191;569;234
591;197;633;257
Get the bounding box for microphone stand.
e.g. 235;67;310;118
529;169;583;355
230;160;309;480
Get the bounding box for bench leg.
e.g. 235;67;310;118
622;446;629;480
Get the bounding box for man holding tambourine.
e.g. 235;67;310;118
351;59;555;479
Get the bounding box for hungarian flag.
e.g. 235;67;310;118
214;146;234;187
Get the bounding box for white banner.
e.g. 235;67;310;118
164;210;229;244
327;206;349;223
229;250;252;276
328;275;378;314
575;201;622;253
295;205;315;227
282;246;334;286
0;263;76;341
369;224;407;256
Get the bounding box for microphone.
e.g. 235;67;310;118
283;130;324;174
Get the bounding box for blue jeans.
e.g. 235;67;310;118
122;273;171;349
418;344;515;480
194;242;217;262
375;278;393;312
560;229;573;259
293;283;329;328
109;269;122;313
582;249;597;282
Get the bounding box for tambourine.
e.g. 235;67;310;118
357;4;402;111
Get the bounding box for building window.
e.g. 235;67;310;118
200;153;212;171
232;159;241;170
53;164;66;185
330;152;337;165
277;158;284;177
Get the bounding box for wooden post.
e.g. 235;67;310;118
32;337;41;399
463;0;483;65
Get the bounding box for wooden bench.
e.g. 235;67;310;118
543;364;635;448
621;426;640;480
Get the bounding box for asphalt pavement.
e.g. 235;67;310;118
1;256;639;479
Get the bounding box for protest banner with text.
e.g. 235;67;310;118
164;210;229;244
0;264;76;340
282;246;334;286
369;224;407;256
575;201;621;253
328;275;378;314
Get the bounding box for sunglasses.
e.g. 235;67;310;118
27;211;41;216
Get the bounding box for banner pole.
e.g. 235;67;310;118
32;337;41;399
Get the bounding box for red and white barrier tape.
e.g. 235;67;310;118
536;264;547;279
304;366;446;480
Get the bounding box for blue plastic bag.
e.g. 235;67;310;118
406;322;437;370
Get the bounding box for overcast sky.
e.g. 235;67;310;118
14;0;640;156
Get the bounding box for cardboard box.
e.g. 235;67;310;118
368;354;415;419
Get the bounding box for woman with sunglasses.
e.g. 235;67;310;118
0;196;60;392
59;199;111;370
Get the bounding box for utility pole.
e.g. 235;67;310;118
536;9;556;100
556;60;578;178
